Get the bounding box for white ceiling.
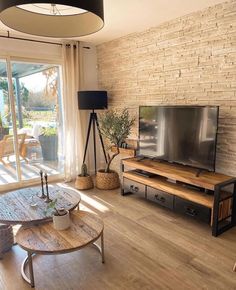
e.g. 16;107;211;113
0;0;225;45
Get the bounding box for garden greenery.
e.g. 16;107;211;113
40;127;57;136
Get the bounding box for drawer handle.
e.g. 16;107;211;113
185;207;197;217
130;185;139;192
154;194;165;203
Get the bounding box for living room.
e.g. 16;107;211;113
0;1;235;289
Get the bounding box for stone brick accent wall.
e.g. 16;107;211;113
97;1;236;176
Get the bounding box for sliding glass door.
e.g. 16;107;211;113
0;59;64;187
0;59;18;184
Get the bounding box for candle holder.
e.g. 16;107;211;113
44;173;52;203
39;170;46;199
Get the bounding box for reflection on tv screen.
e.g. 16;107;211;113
139;106;218;171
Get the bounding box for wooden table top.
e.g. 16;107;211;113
16;211;104;254
0;184;81;225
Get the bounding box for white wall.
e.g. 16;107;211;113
80;42;98;90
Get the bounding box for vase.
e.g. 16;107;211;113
53;211;70;230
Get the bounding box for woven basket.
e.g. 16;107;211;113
75;175;94;190
0;225;14;258
96;170;120;190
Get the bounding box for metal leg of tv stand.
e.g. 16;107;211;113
212;179;236;237
121;162;125;196
212;185;220;237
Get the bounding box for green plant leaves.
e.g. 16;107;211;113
99;108;135;146
40;127;57;136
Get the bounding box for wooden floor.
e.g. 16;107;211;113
1;185;236;290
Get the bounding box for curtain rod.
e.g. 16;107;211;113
0;32;91;48
0;32;62;46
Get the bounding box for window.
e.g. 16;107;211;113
0;59;64;187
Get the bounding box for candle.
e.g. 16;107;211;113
44;173;52;203
39;170;46;198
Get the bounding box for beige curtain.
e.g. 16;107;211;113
62;41;86;181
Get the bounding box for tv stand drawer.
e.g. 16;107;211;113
174;197;211;223
123;178;146;197
147;187;174;209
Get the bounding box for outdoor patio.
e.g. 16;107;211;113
0;61;63;187
0;157;60;185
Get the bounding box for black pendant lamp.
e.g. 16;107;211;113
0;0;104;38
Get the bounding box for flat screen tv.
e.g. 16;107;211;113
139;106;219;171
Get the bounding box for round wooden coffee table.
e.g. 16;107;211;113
0;184;81;225
16;211;105;288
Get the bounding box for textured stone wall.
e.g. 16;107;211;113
97;1;236;176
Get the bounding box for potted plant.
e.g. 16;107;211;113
96;108;135;190
75;163;94;190
45;199;70;231
39;127;58;161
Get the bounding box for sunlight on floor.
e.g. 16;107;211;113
79;192;110;213
93;196;115;208
0;157;60;185
55;182;112;214
55;182;112;213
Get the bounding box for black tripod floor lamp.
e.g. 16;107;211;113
78;90;108;173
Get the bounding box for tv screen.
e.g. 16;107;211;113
139;106;219;171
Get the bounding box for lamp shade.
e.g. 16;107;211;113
0;0;104;38
78;91;107;110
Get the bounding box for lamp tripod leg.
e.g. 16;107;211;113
82;111;107;174
94;114;108;164
92;116;97;173
82;112;93;164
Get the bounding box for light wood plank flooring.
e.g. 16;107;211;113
1;185;236;290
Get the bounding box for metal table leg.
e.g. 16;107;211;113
21;252;35;288
20;230;105;288
101;231;105;263
93;230;105;263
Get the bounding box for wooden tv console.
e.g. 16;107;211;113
121;157;236;236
